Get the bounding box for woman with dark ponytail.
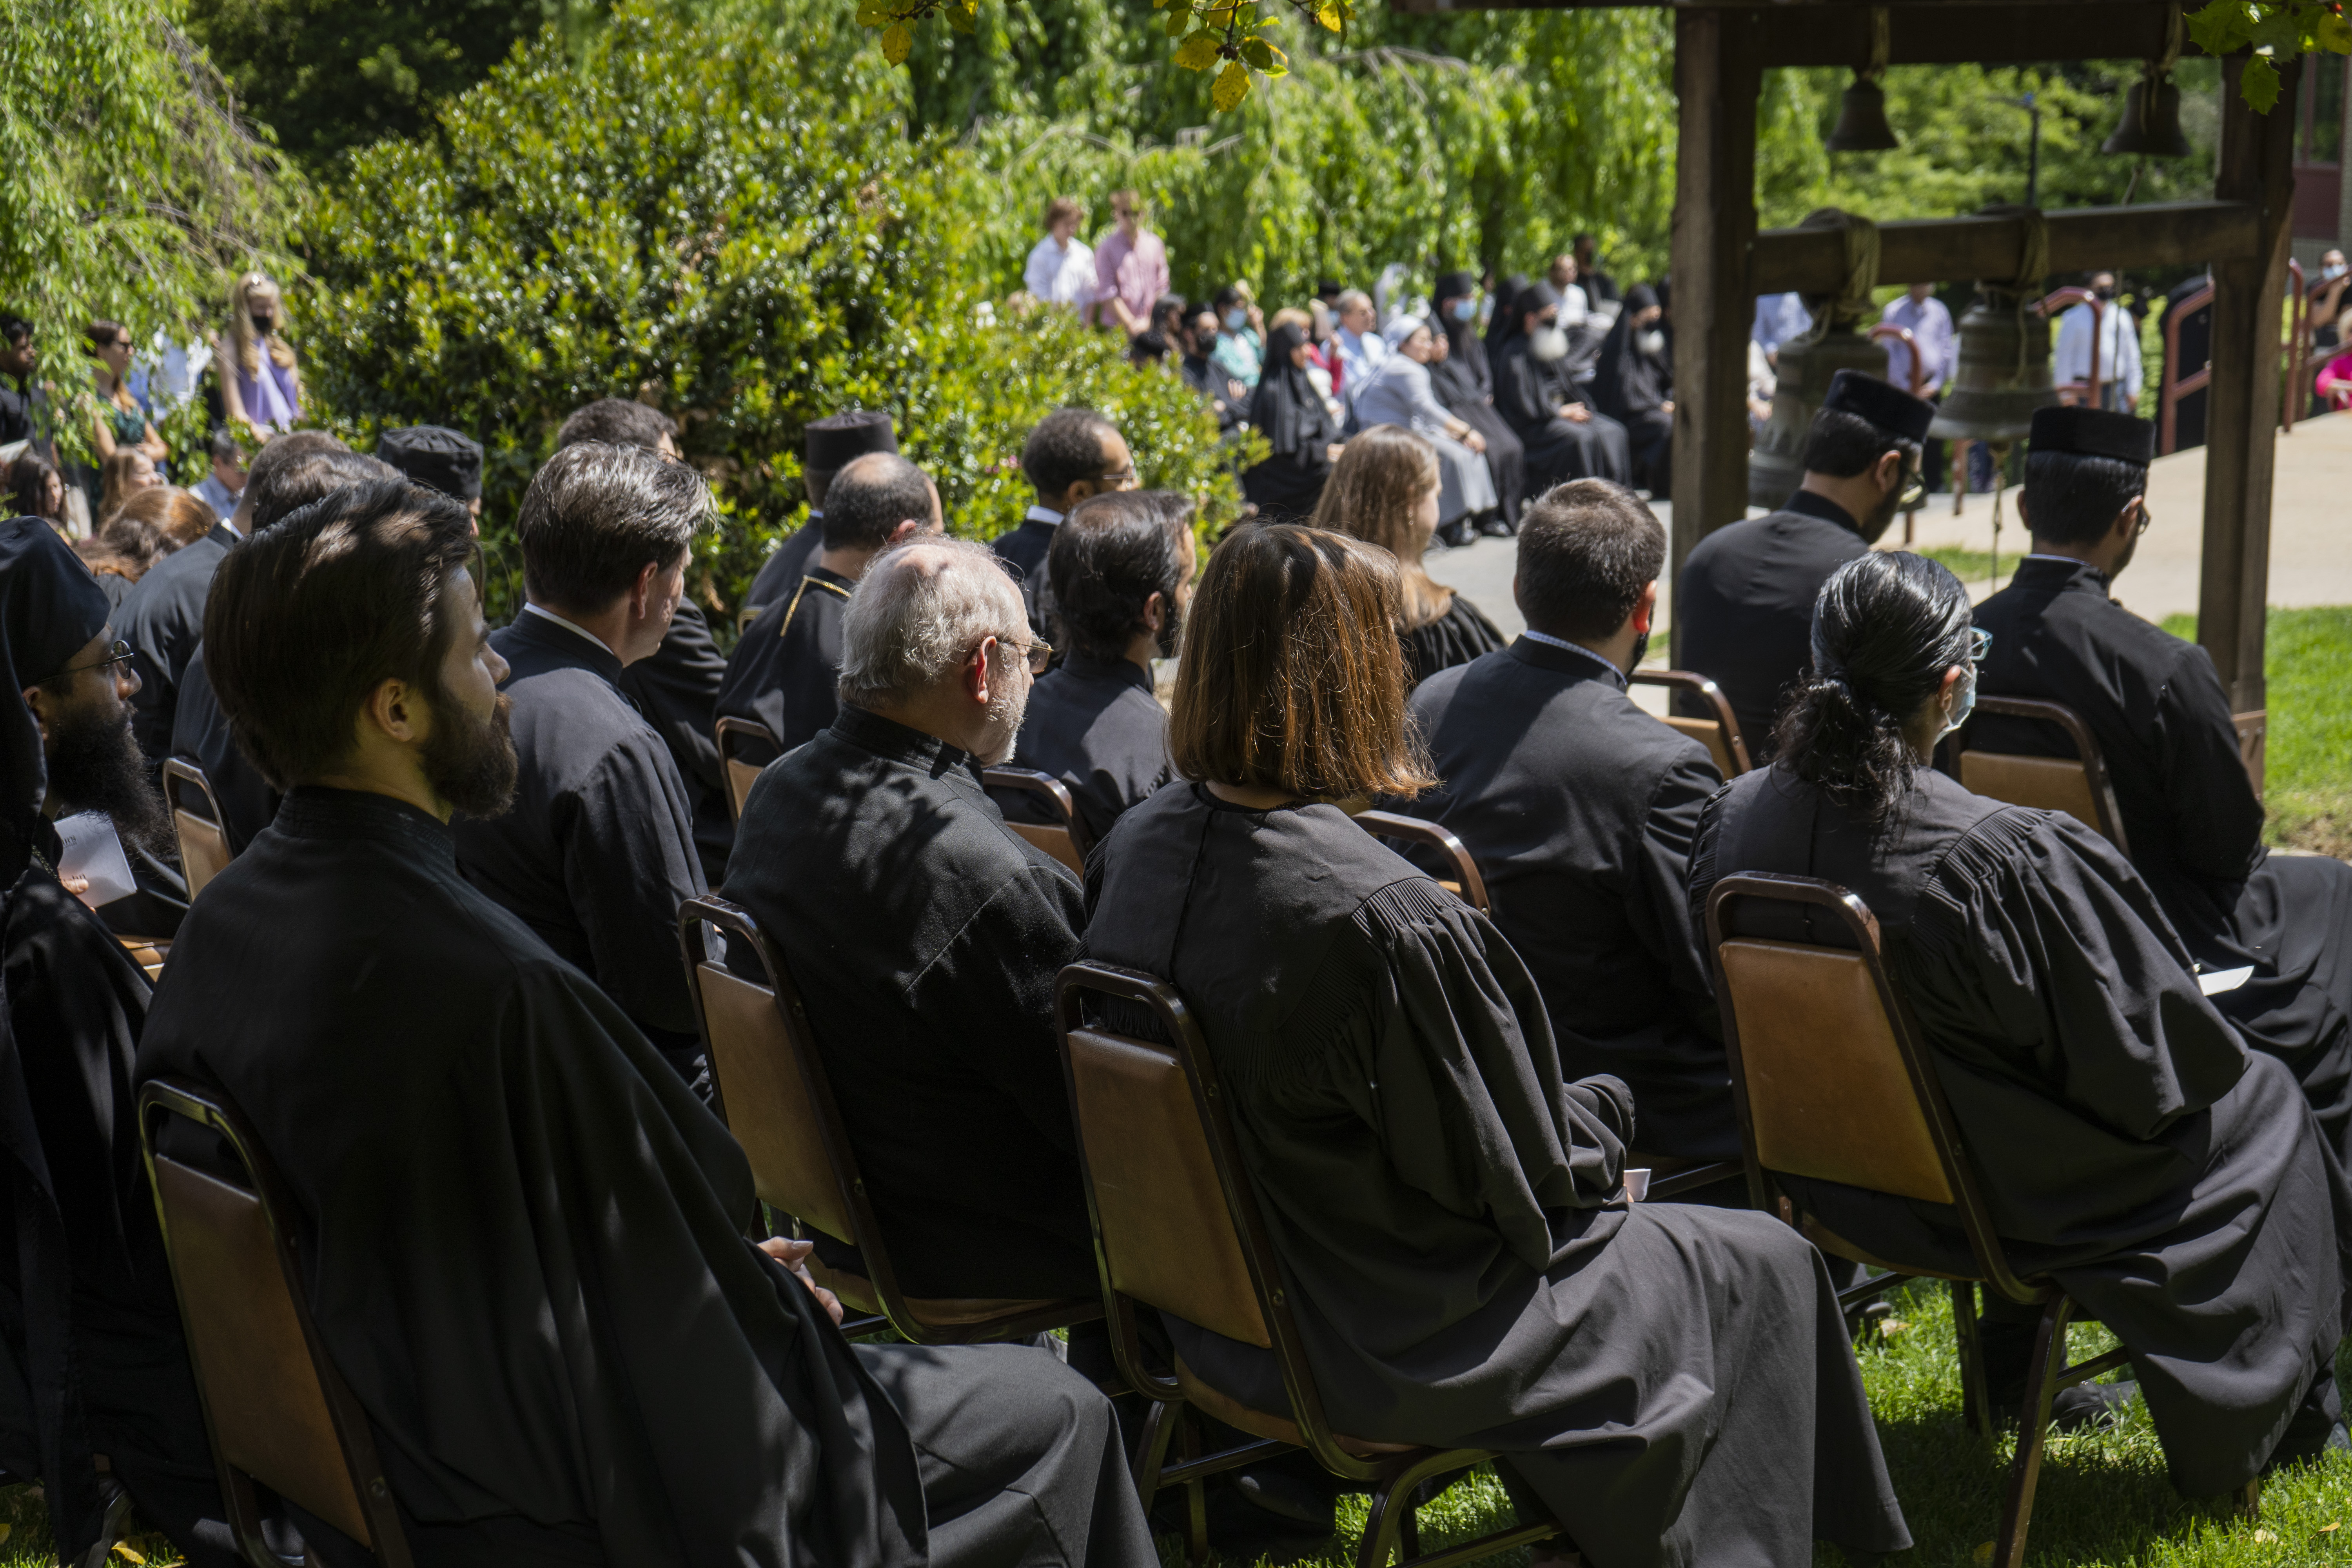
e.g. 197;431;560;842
1692;550;2352;1496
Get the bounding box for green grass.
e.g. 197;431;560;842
2160;608;2352;857
1919;544;2015;591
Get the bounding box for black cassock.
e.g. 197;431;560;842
1490;334;1632;491
1971;555;2352;1165
1002;652;1172;846
715;567;853;765
748;521;824;613
451;612;707;1085
170;646;278;853
135;787;1153;1568
1691;764;2352;1495
724;708;1096;1299
1429;351;1527;528
1674;490;1869;755
991;513;1060;639
1083;785;1909;1568
1404;639;1733;1161
118;521;238;772
617;599;733;887
1400;593;1507;690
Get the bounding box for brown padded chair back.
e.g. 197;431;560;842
1630;668;1751;777
162;759;234;900
2234;709;2266;799
140;1079;409;1565
1955;696;2129;855
1353;810;1491;915
981;767;1089;878
715;717;779;824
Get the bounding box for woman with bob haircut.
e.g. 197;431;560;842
1083;523;1910;1568
1692;549;2352;1491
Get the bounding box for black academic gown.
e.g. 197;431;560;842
1082;786;1908;1568
1004;651;1172;846
451;612;708;1085
714;568;853;765
723;707;1096;1299
1691;764;2352;1495
1970;556;2352;1166
1405;639;1733;1160
1430;349;1527;526
1675;490;1871;756
616;599;733;887
1490;335;1632;490
169;647;277;853
748;521;824;613
992;515;1060;639
1399;593;1507;690
135;787;1153;1568
118;522;237;773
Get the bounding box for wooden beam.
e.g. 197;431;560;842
2200;52;2296;715
1750;201;2263;293
1666;5;1762;653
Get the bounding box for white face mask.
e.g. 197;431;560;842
1939;663;1977;739
1448;298;1477;323
1637;328;1666;358
1224;309;1248;332
1530;325;1570;363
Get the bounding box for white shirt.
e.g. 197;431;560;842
1024;504;1064;528
1335;327;1388;403
2054;300;2141;400
192;474;240;521
523;601;619;659
1024;236;1097;310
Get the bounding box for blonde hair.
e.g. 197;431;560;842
1307;425;1451;628
227;272;297;377
1269;307;1313;334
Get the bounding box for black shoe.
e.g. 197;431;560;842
1997;1379;2139;1433
1477;515;1515;538
1438;520;1477;549
1234;1468;1336;1534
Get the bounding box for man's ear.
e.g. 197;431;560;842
1878;449;1905;492
2114;495;2146;543
359;675;427;746
964;636;998;707
886;517;922;550
1632;581;1658;635
20;684;51;745
630;559;661;619
1140;589;1167;634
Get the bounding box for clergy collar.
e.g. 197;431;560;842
1781;488;1862;536
804;564;857;595
1058;649;1154;692
514;603;626;683
1511;631;1627;689
831;705;982;783
272;786;457;870
1023;505;1065;528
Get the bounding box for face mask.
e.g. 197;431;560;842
1224;309;1247;332
251;313;272;335
1627;629;1649;673
1530;325;1570;363
1448;298;1477;323
1940;662;1977;738
2092;285;2116;302
1637;328;1667;357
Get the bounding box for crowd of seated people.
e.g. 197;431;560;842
1;309;2348;1568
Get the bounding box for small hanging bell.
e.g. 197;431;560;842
1826;75;1901;152
2102;69;2192;158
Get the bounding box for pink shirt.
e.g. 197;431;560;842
1092;228;1169;333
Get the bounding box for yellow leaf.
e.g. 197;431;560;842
1313;0;1342;29
1240;35;1288;74
2254;1529;2278;1542
1212;58;1251;111
1172;29;1222;69
1971;1544;1994;1566
1163;8;1190;36
113;1546;146;1564
946;1;976;33
881;22;914;62
2323;1521;2343;1532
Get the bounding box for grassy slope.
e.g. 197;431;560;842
2159;608;2352;857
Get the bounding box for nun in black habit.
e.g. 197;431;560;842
1240;322;1338;523
1691;550;2352;1493
1084;523;1910;1568
1592;284;1674;497
135;479;1154;1568
1491;282;1633;492
1429;271;1527;526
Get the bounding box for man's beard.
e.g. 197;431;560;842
977;673;1031;767
48;703;172;857
1859;483;1904;544
421;690;519;819
1154;600;1185;661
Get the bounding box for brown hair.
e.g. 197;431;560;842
1044;196;1084;230
96;448;157;523
1169;523;1434;802
1308;424;1450;628
111;485;220;550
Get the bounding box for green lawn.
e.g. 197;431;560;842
2159;608;2352;858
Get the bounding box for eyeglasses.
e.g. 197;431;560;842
999;637;1054;675
1968;627;1992;664
2132;502;2153;537
45;639;133;682
1096;465;1139;488
1898;464;1927;511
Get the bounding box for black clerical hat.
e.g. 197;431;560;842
0;517;111;883
1822;369;1935;443
2029;404;2156;465
806;410;897;474
1435;270;1479;301
1517;281;1563;314
377;425;484;501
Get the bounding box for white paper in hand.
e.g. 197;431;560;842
2198;965;2255;997
53;813;137;911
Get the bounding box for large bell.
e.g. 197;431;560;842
1826;75;1900;153
1748;323;1892;508
1926;286;2059;443
2102;71;2191;158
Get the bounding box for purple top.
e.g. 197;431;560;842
232;339;300;430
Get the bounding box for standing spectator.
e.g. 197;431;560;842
1090;189;1170;337
192;429;246;521
1241;321;1338;523
1592;283;1675;496
1332;289;1387;400
1179;307;1247;430
1572;234;1621;305
83;322;167;470
6;453;67;532
0;313;41;459
1880;281;1956;491
2054;271;2141;412
1429;271;1528;528
1023;197;1097;313
217;271;301;440
96;448;161;522
1348;314;1500;538
1210;283;1264;390
1750;292;1812;368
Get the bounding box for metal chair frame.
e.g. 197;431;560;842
1353;811;1492;916
677;895;1098;1345
1953;695;2132;856
138;1078;416;1568
1702;874;2224;1568
162;757;235;900
981;766;1091;877
714;717;780;826
1054;961;1567;1568
1629;669;1753;777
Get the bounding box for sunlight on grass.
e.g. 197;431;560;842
2162;608;2352;856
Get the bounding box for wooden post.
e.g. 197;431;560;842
1668;5;1762;662
2200;53;2298;714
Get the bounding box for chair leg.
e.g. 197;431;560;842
1398;1494;1421;1564
1993;1295;2075;1568
1180;1408;1208;1568
1951;1280;1994;1446
1131;1398;1178;1498
2235;1478;2262;1522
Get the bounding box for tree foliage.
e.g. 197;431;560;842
2186;0;2352;110
299;1;1239;629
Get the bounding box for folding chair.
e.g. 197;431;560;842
138;1078;416;1568
1055;960;1569;1568
117;937;168;982
715;717;780;824
981;766;1090;878
2234;710;2267;799
162;759;234;901
1629;669;1751;778
677;894;1100;1344
1952;696;2131;855
1702;873;2240;1568
1353;811;1490;915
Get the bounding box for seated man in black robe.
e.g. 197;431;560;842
1403;481;1733;1162
1490;281;1631;493
998;488;1192;844
1692;550;2350;1482
746;410;902;614
1973;404;2352;1167
0;519;243;1567
726;538;1096;1301
995;408;1139;637
450;442;711;1088
1677;369;1929;755
138;480;1151;1568
717;452;942;765
1085;523;1909;1567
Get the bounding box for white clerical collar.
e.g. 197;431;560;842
523;601;619;658
1024;505;1065;527
1521;628;1627;686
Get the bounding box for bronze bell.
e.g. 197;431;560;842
1926;286;2059;443
2102;71;2191;158
1749;320;1893;508
1826;75;1900;153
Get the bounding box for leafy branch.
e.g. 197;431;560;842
2187;0;2352;111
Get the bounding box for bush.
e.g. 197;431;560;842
299;0;1240;633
